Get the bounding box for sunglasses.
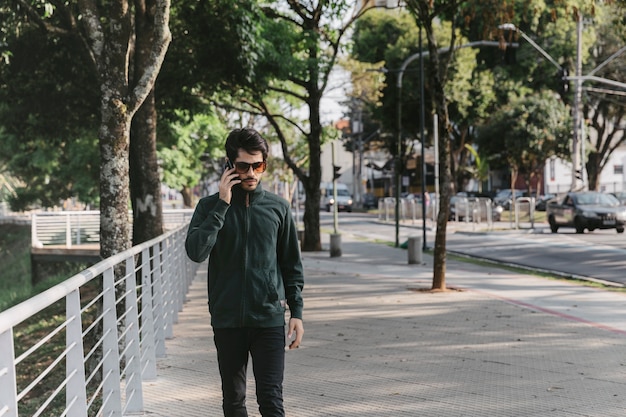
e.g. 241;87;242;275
234;161;267;174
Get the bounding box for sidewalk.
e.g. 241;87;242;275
142;231;626;417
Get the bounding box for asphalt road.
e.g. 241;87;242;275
313;211;626;286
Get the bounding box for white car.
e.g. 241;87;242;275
320;183;353;212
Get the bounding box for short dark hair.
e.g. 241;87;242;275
225;128;269;162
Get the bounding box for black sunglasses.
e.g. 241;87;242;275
234;161;267;174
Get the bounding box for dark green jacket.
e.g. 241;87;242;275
185;184;304;328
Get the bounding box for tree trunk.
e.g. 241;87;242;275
301;99;323;252
181;186;193;208
99;103;133;259
129;0;164;246
301;180;322;251
586;151;601;191
96;0;134;259
424;22;452;291
130;90;163;245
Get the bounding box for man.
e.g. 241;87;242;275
185;128;304;417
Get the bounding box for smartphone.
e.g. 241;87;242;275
224;159;234;171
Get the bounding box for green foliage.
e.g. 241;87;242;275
158;111;228;191
0;19;100;210
157;0;263;121
477;90;571;178
464;144;490;193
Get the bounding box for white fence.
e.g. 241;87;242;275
377;196;539;229
377;197;438;224
31;210;194;247
0;224;198;417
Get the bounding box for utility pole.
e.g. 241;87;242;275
571;13;584;191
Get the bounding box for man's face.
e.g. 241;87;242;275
234;149;265;192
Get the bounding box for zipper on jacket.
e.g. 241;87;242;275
240;191;251;326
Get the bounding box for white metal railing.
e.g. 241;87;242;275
0;224;198;417
31;210;194;248
377;197;438;224
377;196;499;228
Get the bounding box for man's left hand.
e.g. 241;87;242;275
287;318;303;349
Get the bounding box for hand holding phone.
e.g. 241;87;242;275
219;159;239;204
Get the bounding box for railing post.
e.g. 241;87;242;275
162;237;175;339
140;247;158;380
65;289;88;417
66;212;72;248
0;330;18;417
168;235;181;323
76;213;81;245
102;268;122;417
31;213;38;248
152;242;167;357
123;257;144;414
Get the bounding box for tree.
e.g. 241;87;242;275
477;91;571;194
3;0;172;258
232;1;374;252
0;14;101;210
463;144;489;193
0;0;261;250
580;3;626;190
155;0;265;204
404;0;464;290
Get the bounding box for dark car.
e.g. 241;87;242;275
547;191;626;233
493;189;527;210
535;194;556;211
362;193;379;210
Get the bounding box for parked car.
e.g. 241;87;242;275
493;189;527;210
547;191;626;234
535;194;556;211
362;193;379;210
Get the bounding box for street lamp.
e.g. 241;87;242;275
393;27;427;249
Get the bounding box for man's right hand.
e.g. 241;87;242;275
219;167;241;204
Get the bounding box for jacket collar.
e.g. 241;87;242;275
231;183;264;206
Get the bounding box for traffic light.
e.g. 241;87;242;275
575;169;582;180
333;165;341;181
557;68;570;95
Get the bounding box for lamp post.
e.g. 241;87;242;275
418;27;427;252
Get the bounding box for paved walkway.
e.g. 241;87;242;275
142;231;626;417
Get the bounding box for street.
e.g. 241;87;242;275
311;211;626;286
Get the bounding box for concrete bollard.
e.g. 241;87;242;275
408;236;422;264
330;233;342;257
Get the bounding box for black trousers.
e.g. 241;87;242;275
213;327;286;417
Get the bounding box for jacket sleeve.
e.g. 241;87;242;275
277;207;304;320
185;197;230;263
